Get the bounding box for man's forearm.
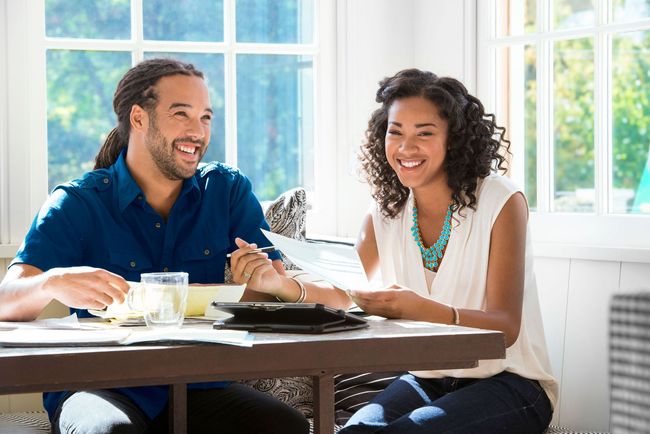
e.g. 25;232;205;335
0;268;53;321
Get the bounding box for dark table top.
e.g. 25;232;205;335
0;318;506;395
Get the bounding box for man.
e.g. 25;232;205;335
0;58;316;434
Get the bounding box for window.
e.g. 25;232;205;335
43;0;321;201
477;0;650;249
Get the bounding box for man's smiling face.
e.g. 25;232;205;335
145;74;212;180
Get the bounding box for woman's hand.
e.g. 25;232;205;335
349;284;426;319
230;237;283;294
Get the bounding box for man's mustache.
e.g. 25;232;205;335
173;137;206;147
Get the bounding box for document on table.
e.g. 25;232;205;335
261;229;370;291
0;328;252;347
0;313;82;330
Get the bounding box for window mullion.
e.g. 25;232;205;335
307;0;337;233
132;0;143;64
463;0;477;92
225;43;317;54
224;0;237;167
5;0;47;245
475;0;494;109
537;0;552;213
538;38;552;213
594;0;609;215
0;0;9;244
28;0;48;218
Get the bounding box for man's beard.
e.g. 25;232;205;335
145;115;205;181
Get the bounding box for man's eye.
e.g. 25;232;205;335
174;112;188;118
201;115;212;122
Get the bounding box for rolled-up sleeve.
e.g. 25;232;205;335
11;187;89;272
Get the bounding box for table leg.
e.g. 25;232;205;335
169;383;187;434
312;373;335;434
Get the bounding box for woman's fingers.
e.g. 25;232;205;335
231;238;261;282
241;257;273;283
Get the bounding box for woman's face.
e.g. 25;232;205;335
384;96;449;191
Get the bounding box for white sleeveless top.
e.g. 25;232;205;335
370;174;558;409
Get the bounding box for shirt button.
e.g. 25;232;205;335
163;266;169;272
204;249;210;256
103;178;109;184
137;195;143;201
155;222;161;229
130;260;136;268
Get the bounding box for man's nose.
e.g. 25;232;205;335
186;117;206;140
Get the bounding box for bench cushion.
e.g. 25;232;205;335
0;411;50;434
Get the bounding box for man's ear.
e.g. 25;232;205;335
130;104;149;132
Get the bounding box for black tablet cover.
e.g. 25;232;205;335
211;302;368;334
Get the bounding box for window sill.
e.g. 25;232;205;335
0;244;18;259
4;241;649;264
533;242;650;263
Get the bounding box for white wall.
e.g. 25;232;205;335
333;0;473;238
0;0;47;249
536;257;650;430
413;0;475;89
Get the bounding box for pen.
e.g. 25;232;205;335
226;246;276;258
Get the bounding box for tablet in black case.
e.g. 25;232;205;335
211;302;369;334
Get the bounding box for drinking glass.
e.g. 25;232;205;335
132;272;189;328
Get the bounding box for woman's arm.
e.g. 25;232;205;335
446;192;527;346
351;193;528;347
356;212;380;281
231;238;353;310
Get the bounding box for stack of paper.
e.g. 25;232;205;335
0;314;82;330
0;327;251;347
261;229;369;291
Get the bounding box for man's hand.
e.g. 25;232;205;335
0;264;131;321
43;266;129;310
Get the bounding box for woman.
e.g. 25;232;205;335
338;69;557;433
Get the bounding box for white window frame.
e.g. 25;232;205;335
0;0;337;254
0;1;8;255
477;0;650;261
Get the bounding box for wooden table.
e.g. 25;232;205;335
0;319;505;433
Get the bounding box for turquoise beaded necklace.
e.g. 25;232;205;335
410;199;452;271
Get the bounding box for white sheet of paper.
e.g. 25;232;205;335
395;321;441;329
0;328;130;346
0;313;81;330
261;229;369;291
0;327;251;347
123;329;251;347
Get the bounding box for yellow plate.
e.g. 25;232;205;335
90;283;246;319
185;284;246;316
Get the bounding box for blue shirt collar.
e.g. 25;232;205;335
114;149;201;213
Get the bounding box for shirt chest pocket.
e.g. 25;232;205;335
107;248;154;282
177;236;229;283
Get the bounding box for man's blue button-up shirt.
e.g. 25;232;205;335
12;150;280;420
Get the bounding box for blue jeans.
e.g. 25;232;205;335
53;384;309;434
340;371;552;434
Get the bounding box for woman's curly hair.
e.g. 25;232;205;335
360;69;511;218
